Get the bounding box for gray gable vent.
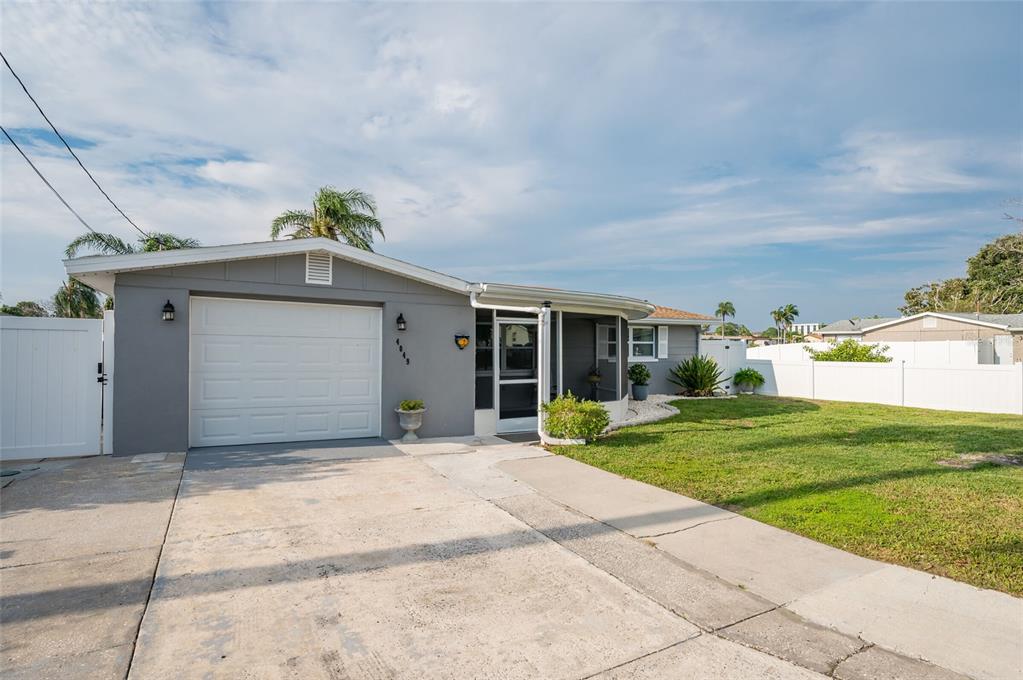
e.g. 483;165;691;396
305;251;333;285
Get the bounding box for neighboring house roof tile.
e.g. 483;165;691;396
648;304;716;321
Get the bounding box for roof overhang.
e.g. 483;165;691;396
473;283;655;320
64;238;471;296
859;312;1010;333
642;317;712;326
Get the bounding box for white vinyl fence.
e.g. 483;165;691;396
748;359;1023;415
0;314;113;460
747;340;992;365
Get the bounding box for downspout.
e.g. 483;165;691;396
468;284;549;438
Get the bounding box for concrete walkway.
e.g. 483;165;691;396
399;436;1022;680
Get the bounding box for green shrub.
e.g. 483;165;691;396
398;399;425;411
732;367;765;387
542;392;610;441
667;355;726;396
805;339;892;363
627;363;651;386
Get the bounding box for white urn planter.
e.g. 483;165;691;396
395;408;425;442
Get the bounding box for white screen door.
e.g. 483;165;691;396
496;319;538;433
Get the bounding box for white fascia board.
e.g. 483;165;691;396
476;282;655;320
64;238;470;296
860;312;1009;333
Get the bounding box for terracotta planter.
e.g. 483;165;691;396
395;408;425;442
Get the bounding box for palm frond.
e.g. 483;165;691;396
140;232;200;252
65;232;135;258
53;279;102;319
270;210;313;239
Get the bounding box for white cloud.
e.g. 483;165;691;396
197;160;275;188
671;177;759;196
824;131;1004;194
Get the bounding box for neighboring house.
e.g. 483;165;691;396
627;305;716;395
820;312;1023;363
789;322;820;336
65;238;712;455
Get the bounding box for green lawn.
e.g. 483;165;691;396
560;396;1023;596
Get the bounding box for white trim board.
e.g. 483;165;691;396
66;238;470;296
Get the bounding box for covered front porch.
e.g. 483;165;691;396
470;284;648;435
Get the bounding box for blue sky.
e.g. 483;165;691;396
2;2;1020;329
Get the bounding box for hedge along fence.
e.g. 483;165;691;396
747;359;1023;415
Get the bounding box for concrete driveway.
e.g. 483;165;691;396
4;437;1009;679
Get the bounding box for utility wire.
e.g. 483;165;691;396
1;124;98;233
1;125;130;257
1;49;154;243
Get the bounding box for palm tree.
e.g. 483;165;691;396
781;303;799;343
271;187;384;251
53;278;101;318
715;301;735;338
64;231;199;310
771;307;786;343
65;231;200;258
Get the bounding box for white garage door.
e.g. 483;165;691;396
189;297;381;447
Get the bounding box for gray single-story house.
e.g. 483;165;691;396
65;238;710;455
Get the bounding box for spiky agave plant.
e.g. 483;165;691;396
667;355;726;397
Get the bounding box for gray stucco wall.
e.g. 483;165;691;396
627;323;699;395
112;254;474;454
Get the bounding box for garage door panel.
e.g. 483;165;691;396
190;406;379;446
193;298;379;339
190;298;381;447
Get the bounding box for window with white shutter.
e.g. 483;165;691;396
305;252;333;285
658;326;669;358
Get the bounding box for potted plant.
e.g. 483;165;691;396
395;399;425;442
627;363;652;401
732;367;765;395
586;366;602;384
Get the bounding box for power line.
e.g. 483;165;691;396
1;125;98;233
0;49;151;241
1;125;129;256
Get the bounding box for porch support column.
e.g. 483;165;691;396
537;301;552;435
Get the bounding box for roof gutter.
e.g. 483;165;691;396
468;283;542;315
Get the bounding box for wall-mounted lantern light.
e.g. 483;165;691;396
161;300;175;321
396;313;407;332
454;334;470;350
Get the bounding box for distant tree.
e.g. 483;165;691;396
806;339;892;363
715;301;735;339
780;303;799;342
770;308;785;342
0;300;50;317
53;279;102;319
712;322;752;337
761;326;779;339
271;187;384;251
900;228;1022;315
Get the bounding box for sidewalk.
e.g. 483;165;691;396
398;436;1022;680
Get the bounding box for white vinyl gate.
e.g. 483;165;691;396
700;338;748;393
1;316;108;460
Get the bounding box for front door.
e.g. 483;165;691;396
496;319;538;433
